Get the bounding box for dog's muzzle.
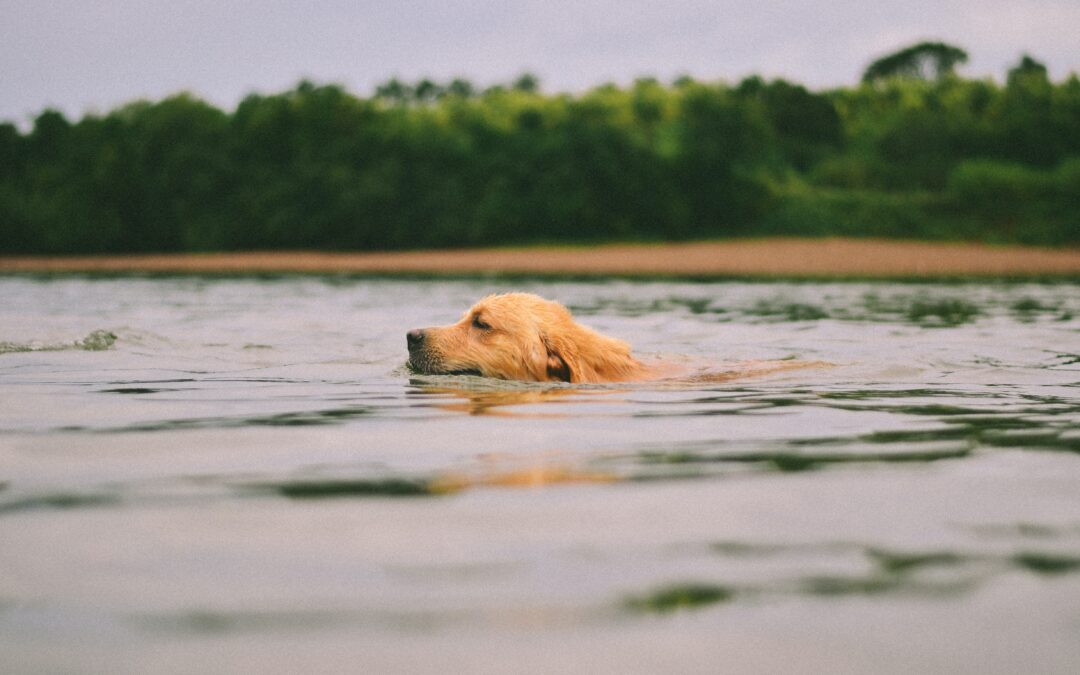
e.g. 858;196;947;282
406;328;479;376
407;328;438;373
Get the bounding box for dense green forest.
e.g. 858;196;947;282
1;43;1078;254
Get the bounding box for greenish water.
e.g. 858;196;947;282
1;276;1078;674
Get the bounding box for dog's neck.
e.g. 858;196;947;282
581;351;645;383
555;324;645;383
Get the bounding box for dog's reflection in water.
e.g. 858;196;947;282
410;379;618;417
408;382;621;490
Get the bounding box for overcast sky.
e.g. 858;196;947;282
3;0;1079;125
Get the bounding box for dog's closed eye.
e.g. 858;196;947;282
472;314;491;330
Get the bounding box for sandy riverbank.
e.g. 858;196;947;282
1;238;1078;278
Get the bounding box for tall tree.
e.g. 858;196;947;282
862;42;968;83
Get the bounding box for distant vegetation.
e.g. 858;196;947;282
1;42;1078;254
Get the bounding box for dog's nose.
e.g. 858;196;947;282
406;329;425;349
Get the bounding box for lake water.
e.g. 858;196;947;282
1;275;1079;674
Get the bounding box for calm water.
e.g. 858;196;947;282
1;276;1079;674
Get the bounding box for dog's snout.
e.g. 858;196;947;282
407;329;425;349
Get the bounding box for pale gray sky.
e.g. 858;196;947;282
3;0;1078;125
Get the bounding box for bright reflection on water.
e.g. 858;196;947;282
1;276;1079;673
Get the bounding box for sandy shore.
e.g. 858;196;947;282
1;238;1078;278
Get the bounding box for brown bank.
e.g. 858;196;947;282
2;238;1079;278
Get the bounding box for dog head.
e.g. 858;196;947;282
407;293;641;383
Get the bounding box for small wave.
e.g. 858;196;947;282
0;329;116;355
77;330;117;350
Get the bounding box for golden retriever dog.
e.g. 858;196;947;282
407;292;826;384
407;292;646;383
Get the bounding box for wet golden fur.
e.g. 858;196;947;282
407;293;646;383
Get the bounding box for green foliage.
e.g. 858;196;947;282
737;76;844;170
0;52;1078;254
761;182;954;240
946;159;1080;244
669;83;774;236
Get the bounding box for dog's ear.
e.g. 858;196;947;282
541;334;573;383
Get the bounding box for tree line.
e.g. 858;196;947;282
1;43;1078;254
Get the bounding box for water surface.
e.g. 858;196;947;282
1;276;1079;674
